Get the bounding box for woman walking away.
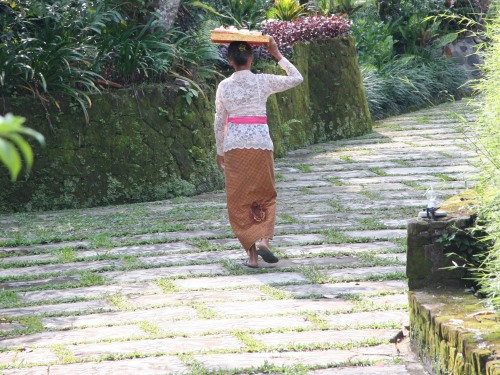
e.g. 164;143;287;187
213;36;303;268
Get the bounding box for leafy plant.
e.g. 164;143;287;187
309;0;336;16
423;11;482;35
266;0;308;21
0;0;132;122
0;1;222;122
224;0;269;29
173;21;223;80
335;0;364;16
451;0;490;24
468;5;500;311
261;14;352;56
437;227;491;269
95;16;177;84
351;18;395;68
0;114;45;181
376;0;443;22
391;14;457;55
187;0;269;29
179;86;200;105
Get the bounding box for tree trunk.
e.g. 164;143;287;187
155;0;181;30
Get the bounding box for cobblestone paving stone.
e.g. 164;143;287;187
0;102;476;374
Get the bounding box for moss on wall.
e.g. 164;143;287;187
410;290;500;375
266;37;372;157
0;85;224;212
305;37;372;143
0;37;371;212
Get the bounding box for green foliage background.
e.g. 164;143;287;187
471;5;500;311
0;0;221;121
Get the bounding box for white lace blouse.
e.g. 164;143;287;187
213;57;304;155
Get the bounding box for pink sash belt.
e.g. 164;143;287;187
228;116;267;124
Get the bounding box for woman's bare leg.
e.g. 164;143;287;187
259;237;270;249
247;244;258;267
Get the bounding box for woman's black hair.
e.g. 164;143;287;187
227;41;253;67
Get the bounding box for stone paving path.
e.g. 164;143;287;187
0;101;477;374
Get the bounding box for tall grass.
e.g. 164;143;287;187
471;6;500;311
362;56;469;119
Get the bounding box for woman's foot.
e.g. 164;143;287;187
257;238;279;263
245;244;258;268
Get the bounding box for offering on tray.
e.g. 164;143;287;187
211;26;270;45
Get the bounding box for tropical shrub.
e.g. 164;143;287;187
94;17;177;84
334;0;364;16
261;14;352;56
0;0;109;122
171;21;224;86
188;0;269;30
266;0;308;21
222;0;269;29
376;0;443;22
452;0;490;22
351;17;395;69
357;0;467;57
309;0;364;17
0;0;221;122
309;0;336;16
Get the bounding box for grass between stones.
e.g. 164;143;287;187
0;102;476;373
401;181;428;190
438;151;454;158
299;187;314;195
51;344;77;364
327;177;345;186
156;278;179;293
278;213;299;224
275;173;286;182
0;290;19;306
190;302;219;319
312;146;327;153
296;164;313;173
54;247;77;262
368;167;388;177
339;155;354;163
392;159;413;167
358;218;390;230
431;172;456;182
178;356;397;375
359;190;383;201
259;285;293;300
303;312;329;329
138;321;163;337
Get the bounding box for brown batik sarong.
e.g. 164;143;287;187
224;148;276;252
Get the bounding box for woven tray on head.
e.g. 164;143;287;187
210;31;269;45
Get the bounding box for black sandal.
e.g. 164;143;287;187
257;247;279;263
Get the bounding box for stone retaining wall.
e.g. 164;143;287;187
0;36;371;212
407;195;499;375
406;214;474;290
409;290;499;375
